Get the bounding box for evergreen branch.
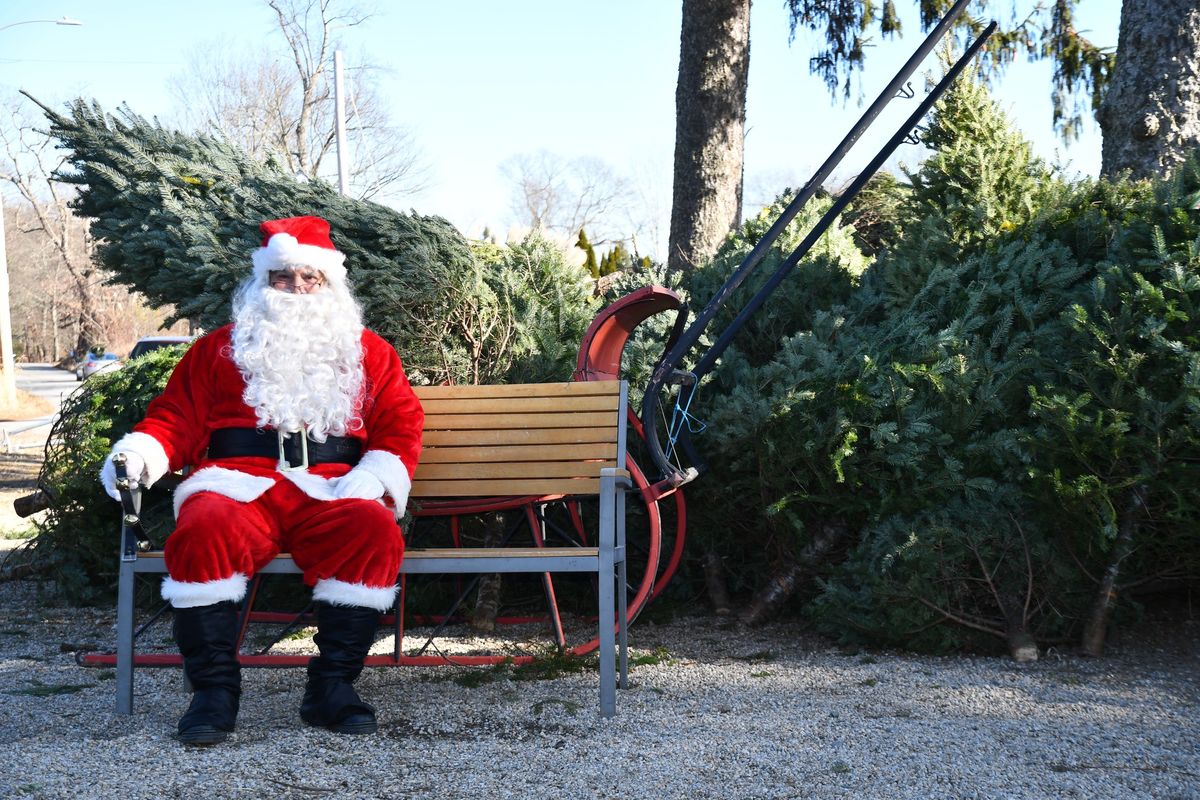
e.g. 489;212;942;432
915;596;1005;640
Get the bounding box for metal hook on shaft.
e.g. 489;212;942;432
896;81;915;99
903;124;928;145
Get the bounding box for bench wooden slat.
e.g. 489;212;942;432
407;547;600;559
419;395;620;415
414;381;619;400
411;477;603;497
421;428;616;447
418;443;620;464
134;547;601;563
415;461;616;480
423;411;615;431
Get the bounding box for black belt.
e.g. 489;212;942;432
207;427;362;469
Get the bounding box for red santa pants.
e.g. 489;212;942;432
163;478;404;611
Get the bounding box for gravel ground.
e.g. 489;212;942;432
0;571;1196;800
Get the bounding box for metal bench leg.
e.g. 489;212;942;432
394;574;406;662
617;488;628;690
598;472;617;717
116;559;135;715
598;562;615;717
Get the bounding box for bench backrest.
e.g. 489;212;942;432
410;380;627;499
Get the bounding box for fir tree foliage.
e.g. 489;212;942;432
671;190;869;596
677;72;1200;653
469;234;598;384
576;228;600;280
34;96;481;386
17;346;186;604
599;242;630;277
684;190;868;372
841;172;909;257
871;70;1055;310
26;82;1200;650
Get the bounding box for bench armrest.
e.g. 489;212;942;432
601;467;633;489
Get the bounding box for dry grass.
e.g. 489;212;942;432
0;452;43;542
0;390;55;422
0;452;42;489
0;391;51;538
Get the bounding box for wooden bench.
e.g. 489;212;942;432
113;380;632;717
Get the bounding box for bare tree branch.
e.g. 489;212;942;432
168;0;426;201
501;150;632;245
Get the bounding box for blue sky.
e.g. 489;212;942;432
1;1;1120;258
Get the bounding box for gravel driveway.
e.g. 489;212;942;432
0;569;1196;800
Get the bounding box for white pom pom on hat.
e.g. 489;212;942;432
251;215;347;282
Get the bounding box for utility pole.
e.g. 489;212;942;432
0;198;16;405
334;50;350;196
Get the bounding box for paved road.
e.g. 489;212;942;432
2;364;80;452
16;363;79;410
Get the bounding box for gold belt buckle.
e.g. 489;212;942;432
277;428;309;472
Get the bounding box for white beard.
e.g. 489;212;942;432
230;280;365;441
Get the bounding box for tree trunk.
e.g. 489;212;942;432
739;519;848;626
668;0;751;272
51;297;61;362
703;549;733;615
1004;618;1039;663
470;512;506;632
74;267;104;355
14;489;50;518
1080;485;1146;656
1100;0;1200;179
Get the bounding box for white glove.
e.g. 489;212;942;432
100;451;147;502
334;468;386;501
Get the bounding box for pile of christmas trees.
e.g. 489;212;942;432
32;94;601;388
678;77;1200;657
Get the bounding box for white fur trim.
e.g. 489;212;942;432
354;450;412;515
173;466;277;518
252;233;346;282
113;431;171;486
313;577;398;612
161;573;249;608
282;470;339;501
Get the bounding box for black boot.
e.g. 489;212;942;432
301;602;379;734
173;601;241;745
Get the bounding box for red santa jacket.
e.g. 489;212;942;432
111;324;424;517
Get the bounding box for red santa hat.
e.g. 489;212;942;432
251;216;347;283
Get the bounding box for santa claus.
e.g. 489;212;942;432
100;215;424;745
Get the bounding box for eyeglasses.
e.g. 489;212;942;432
268;270;325;293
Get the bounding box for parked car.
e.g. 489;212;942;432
128;335;194;359
73;336;192;381
76;351;122;380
